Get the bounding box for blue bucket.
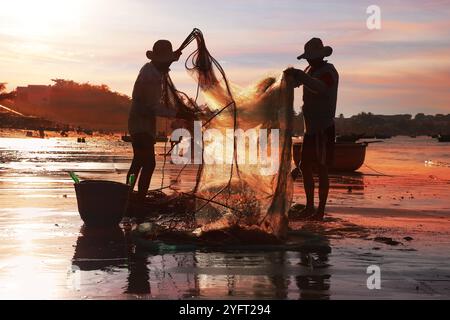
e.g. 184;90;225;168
74;180;130;227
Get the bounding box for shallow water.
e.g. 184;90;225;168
0;135;449;299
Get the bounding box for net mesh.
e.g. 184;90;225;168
165;29;294;239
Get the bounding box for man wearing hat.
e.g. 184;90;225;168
286;38;339;221
126;40;182;205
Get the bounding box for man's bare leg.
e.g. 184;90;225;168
137;148;155;203
298;162;315;218
310;164;329;221
126;151;143;189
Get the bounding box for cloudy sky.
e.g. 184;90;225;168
1;0;449;116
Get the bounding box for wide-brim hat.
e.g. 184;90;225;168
297;38;333;60
146;39;178;62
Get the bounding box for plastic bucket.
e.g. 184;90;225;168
74;180;130;227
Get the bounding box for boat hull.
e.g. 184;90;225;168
292;142;367;172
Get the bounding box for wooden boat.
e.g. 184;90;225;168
292;141;367;172
437;134;450;142
336;134;364;143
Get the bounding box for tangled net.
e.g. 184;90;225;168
136;28;294;242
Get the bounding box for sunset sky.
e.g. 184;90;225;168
1;0;449;116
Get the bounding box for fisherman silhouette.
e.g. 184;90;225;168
285;38;339;221
126;40;182;210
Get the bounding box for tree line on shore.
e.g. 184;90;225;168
2;80;449;136
1;80;130;131
292;112;450;137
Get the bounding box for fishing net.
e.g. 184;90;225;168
158;29;294;239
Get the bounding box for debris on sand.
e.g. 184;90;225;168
374;236;402;246
131;224;332;254
127;190;196;225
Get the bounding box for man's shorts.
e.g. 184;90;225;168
301;125;335;167
131;132;155;150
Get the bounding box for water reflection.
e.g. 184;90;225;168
330;172;365;192
293;172;365;206
126;251;151;294
296;274;331;300
72;226;128;271
297;252;331;299
72;227;332;299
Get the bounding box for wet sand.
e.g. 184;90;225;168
0;132;449;299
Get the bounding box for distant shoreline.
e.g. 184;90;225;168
0;128;120;139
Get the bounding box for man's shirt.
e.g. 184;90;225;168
128;62;176;137
300;61;339;134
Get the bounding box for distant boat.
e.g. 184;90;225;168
293;141;367;172
437;134;450;142
374;134;392;139
121;134;167;143
121;135;132;142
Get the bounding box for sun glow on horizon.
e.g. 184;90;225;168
1;0;449;115
1;0;83;38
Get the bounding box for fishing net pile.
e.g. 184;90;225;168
144;29;294;240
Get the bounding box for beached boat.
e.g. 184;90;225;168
335;134;364;143
292;141;367;172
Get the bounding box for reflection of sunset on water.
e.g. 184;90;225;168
0;134;449;298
